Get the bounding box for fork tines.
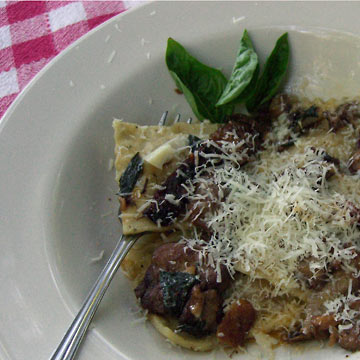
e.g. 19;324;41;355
159;112;192;125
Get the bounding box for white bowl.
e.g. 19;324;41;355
2;2;360;359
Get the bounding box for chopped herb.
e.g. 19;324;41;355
188;134;202;152
303;105;318;119
160;271;198;316
177;320;210;337
289;106;320;134
118;152;143;197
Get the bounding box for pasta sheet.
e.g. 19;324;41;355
113;119;218;235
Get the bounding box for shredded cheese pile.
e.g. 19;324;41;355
183;137;360;295
324;280;360;332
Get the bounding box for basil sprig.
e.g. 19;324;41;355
165;31;290;122
118;152;143;197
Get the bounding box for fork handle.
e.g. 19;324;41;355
50;234;138;360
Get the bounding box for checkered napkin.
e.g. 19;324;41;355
0;1;132;119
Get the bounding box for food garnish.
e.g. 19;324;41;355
166;30;289;122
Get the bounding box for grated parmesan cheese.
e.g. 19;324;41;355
179;121;360;298
324;280;360;332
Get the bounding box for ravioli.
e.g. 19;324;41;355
114;95;360;354
113;119;218;235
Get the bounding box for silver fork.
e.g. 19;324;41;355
50;112;192;360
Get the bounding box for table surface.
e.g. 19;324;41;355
0;1;137;119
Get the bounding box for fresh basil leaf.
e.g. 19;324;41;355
169;71;203;121
216;30;258;106
230;63;260;105
246;33;289;112
118;152;143;197
166;38;234;123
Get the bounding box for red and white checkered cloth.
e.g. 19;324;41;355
0;1;135;119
